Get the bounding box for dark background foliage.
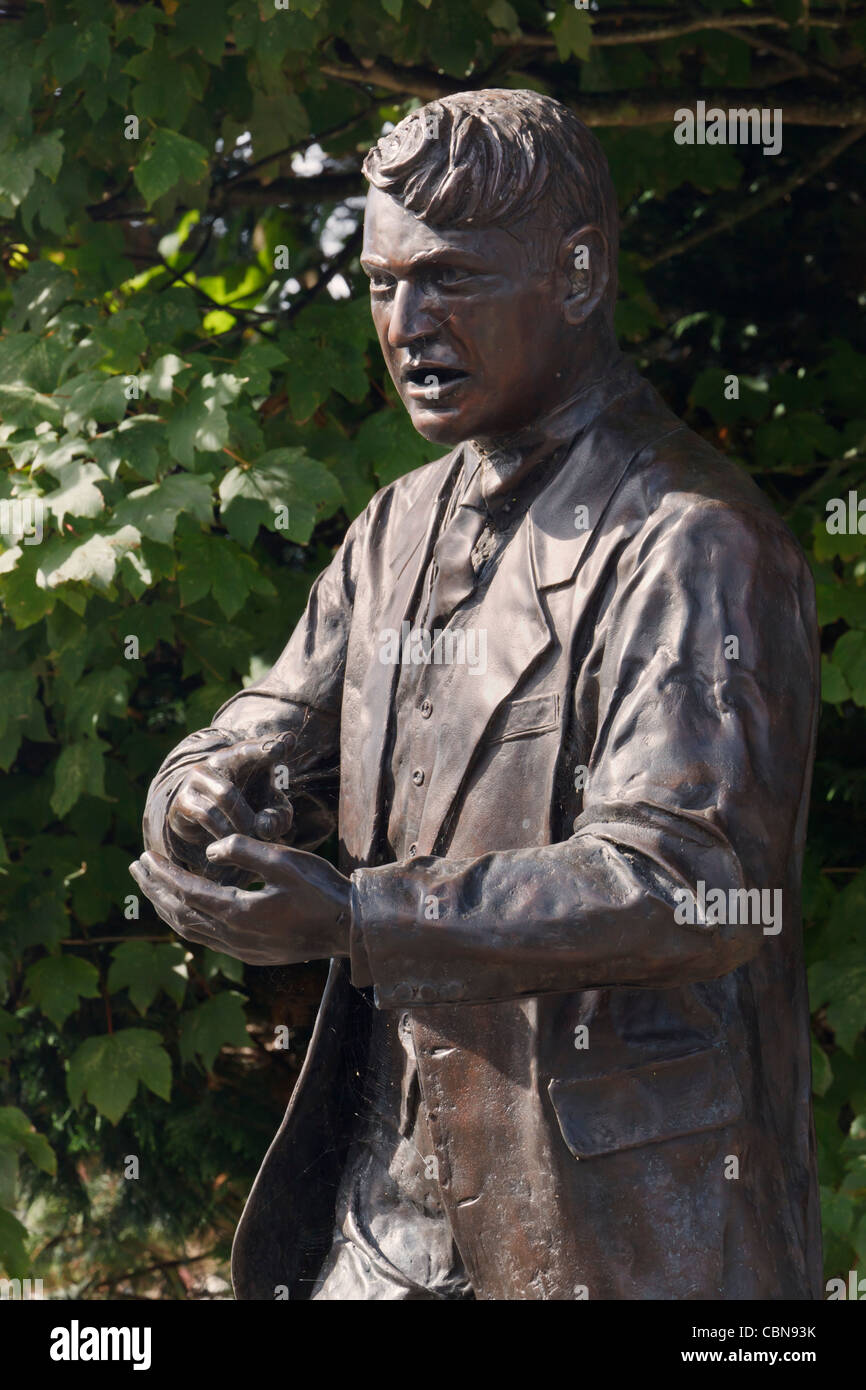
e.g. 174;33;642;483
0;0;864;1297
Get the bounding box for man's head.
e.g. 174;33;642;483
361;89;620;445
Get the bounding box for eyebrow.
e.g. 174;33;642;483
360;248;490;273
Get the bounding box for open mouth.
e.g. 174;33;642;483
402;365;470;399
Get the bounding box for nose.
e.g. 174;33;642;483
386;279;440;349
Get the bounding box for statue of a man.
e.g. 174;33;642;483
131;90;822;1300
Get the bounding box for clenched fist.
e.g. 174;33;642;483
163;733;298;877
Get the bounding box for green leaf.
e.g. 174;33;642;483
139;287;200;344
91;310;148;373
0;669;37;771
277;330;369;421
0;1107;56;1176
820;1184;855;1239
167;386;231;465
831;631;866;708
235;342;287;397
64;668;130;739
689;368;769;426
7;261;75;333
50;738;109;817
0;68;31;120
247;89;309;162
179;991;249;1072
177;531;274;616
67;1029;172;1124
552;4;592;62
117;4;164;49
486;0;520;34
815;581;866;631
25;955;100;1029
37;525;142;594
112;473;213;545
354;406;443;488
42;19;110;81
141;353;188;403
92;417;165;483
219;448;344;546
0;131;64;213
42;460;107;529
821;655;850;705
0;1206;28;1278
4;886;68;954
134;128;210;209
122;599;175;655
201;948;245;984
61;374;129;433
107;941;188;1016
755;412;841;471
809;953;866;1054
811;1038;833;1097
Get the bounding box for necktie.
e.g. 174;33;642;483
421;467;488;632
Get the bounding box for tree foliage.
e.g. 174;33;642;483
0;0;864;1296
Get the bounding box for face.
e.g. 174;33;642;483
362;186;576;446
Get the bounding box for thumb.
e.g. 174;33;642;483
209;731;297;784
205;833;293;881
254;803;294;841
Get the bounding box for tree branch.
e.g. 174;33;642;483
491;8;855;49
285;225;363;323
645;122;866;266
729;24;843;85
318;60;866;127
88;171;363;224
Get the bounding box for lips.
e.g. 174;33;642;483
401;363;470;402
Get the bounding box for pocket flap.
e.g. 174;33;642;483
488;692;560;743
548;1048;742;1159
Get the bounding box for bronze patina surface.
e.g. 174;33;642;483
131;90;822;1301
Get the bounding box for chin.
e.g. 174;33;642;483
406;406;471;446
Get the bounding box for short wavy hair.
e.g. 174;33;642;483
363;89;619;319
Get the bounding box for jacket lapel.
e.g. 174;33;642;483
416;376;686;855
416;516;552;855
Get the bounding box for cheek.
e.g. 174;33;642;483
370;303;391;352
462;296;547;373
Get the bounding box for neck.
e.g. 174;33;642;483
473;338;624;459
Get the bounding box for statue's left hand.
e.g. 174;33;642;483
128;836;351;965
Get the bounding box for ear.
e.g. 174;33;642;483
559;225;610;326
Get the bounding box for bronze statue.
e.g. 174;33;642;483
130;90;822;1300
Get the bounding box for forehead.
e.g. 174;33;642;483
362;186;531;272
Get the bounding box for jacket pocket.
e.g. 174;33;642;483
548;1047;743;1158
487;692;560;744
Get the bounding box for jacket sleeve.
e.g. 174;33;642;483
143;509;366;866
348;501;819;1005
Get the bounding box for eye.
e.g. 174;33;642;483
367;269;395;294
434;266;474;290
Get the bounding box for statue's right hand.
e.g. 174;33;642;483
165;734;296;858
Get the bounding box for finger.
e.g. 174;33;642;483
177;787;255;843
207;732;297;785
254;803;295;841
137;851;247;918
130;861;219;937
206;833;298;881
170;770;258;837
134;871;277;963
